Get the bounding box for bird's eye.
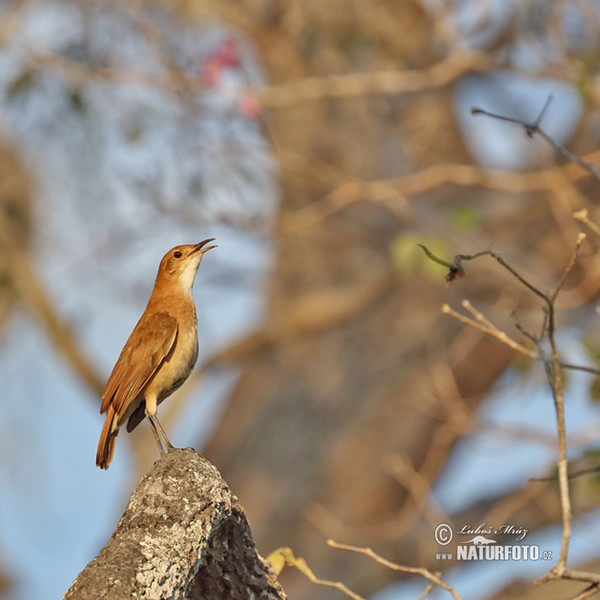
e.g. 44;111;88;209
173;251;182;259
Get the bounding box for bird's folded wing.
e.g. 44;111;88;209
100;311;178;424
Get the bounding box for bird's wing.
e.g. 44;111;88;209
100;311;178;425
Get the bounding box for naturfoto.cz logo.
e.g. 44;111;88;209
434;522;553;562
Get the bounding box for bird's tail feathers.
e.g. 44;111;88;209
96;406;118;469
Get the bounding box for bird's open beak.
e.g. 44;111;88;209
191;238;217;256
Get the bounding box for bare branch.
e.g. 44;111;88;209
529;464;600;483
441;302;538;359
24;46;180;93
0;222;104;396
327;540;463;600
472;100;600;182
383;453;450;535
538;568;600;587
260;49;492;108
560;363;600;377
550;233;586;304
439;235;587;574
268;547;363;600
282;155;600;231
566;583;600;600
574;209;600;237
540;237;588;569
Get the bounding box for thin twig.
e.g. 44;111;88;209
542;237;587;569
19;41;490;110
260;49;492;108
441;303;538;359
383;453;450;535
529;463;600;483
551;233;586;304
563;570;600;585
472;101;600;182
538;569;600;586
490;253;549;303
327;540;463;600
560;362;600;377
566;582;600;600
282;152;600;231
417;580;437;600
267;547;364;600
574;209;600;237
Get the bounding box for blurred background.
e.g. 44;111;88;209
2;1;600;599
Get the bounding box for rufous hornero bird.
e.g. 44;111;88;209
96;240;216;469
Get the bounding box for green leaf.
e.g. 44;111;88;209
449;205;478;230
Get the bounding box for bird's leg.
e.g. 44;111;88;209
146;412;175;455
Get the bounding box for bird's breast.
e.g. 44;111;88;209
151;304;199;402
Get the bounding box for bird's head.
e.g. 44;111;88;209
156;239;217;292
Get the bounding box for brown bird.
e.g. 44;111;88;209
96;239;216;469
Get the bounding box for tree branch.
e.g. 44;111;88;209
472;99;600;182
327;540;463;600
0;221;104;397
260;49;492;108
434;236;587;576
